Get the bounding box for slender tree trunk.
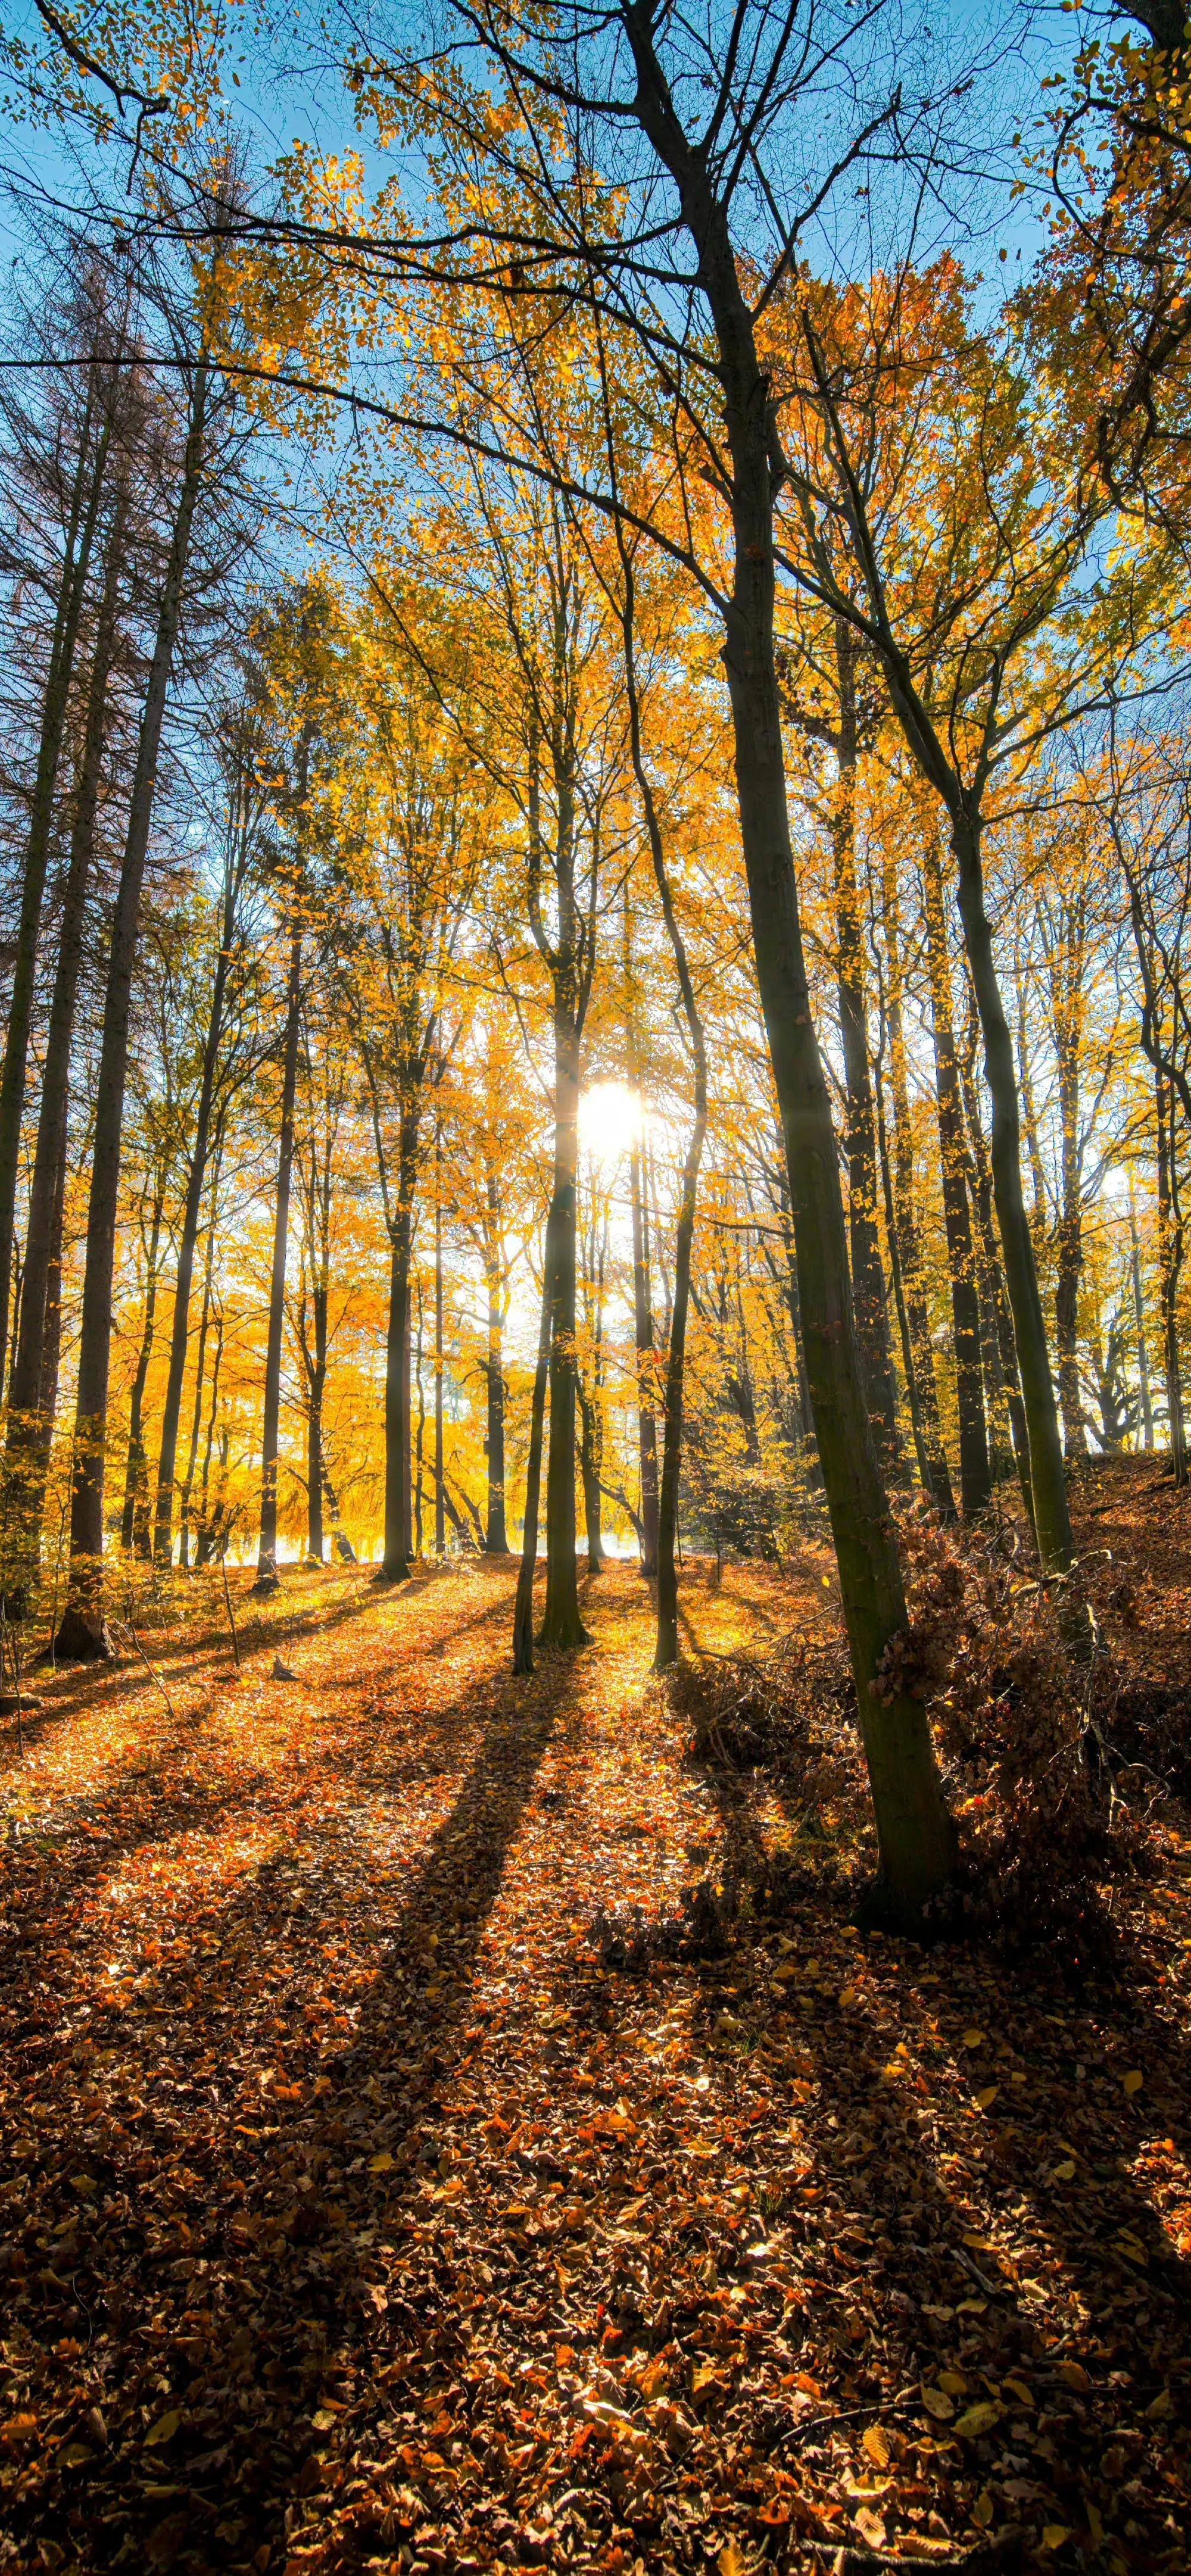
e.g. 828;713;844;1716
194;1307;224;1566
1054;1041;1087;1461
483;1170;509;1550
65;357;210;1628
625;894;660;1573
540;1006;589;1647
120;1185;166;1554
255;912;303;1590
625;30;955;1918
955;989;1035;1526
1130;1194;1154;1451
324;1466;356;1563
414;1273;426;1559
512;1248;553;1674
7;482;127;1531
922;830;992;1517
380;1134;418;1580
880;851;955;1518
832;618;901;1474
37;1122;67;1445
873;1041;941;1510
950;811;1083;1590
153;861;239;1565
307;1280;326;1564
1157;1071;1187;1487
434;1134;445;1558
578;1199;606;1572
0;397;110;1392
179;1172;220;1572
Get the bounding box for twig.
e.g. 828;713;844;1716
1;1604;24;1759
221;1552;241;1668
123;1620;177;1722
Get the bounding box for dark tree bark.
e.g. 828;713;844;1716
578;1182;607;1573
6;477;127;1541
878;850;955;1518
482;1168;509;1551
1129;1195;1155;1450
623;892;659;1574
512;1243;553;1674
622;15;955;1918
65;353;210;1621
179;1151;222;1571
154;806;252;1565
831;618;902;1474
0;389;110;1394
922;829;992;1517
120;1182;166;1556
254;912;303;1590
1156;1070;1187;1485
434;1132;445;1557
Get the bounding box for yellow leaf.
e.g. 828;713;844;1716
1122;2069;1143;2096
975;2085;999;2110
639;2356;668;2399
144;2409;181;2449
862;2424;890;2468
939;2369;968;2397
853;2508;887;2548
719;2547;747;2576
369;2151;394;2174
693;2362;719;2394
961;2028;985;2050
955;2400;1002;2437
1003;2375;1033;2406
1146;2385;1172;2419
1052;2159;1076;2182
58;2443;93;2468
921;2386;955;2421
1058;2360;1090;2392
838;1986;859;2007
1041;2527;1071;2551
973;2490;994;2528
1087;2503;1104;2544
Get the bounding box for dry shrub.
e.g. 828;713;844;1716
878;1515;1143;1955
670;1635;860;1812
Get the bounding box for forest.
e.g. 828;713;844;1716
0;1;1189;2572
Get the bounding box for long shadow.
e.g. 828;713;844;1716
0;1633;575;2573
689;1745;1190;2563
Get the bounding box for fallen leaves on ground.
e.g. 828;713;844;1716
0;1465;1187;2574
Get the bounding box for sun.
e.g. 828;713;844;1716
579;1080;643;1173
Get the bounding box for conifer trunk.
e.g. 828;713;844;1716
65;357;210;1620
255;914;302;1590
7;479;126;1537
0;396;110;1392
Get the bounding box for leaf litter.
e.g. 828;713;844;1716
0;1468;1188;2575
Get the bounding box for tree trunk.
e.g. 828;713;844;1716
1129;1194;1154;1450
0;396;110;1393
950;811;1083;1589
629;1139;660;1574
306;1276;326;1564
380;1141;417;1580
255;913;302;1590
879;850;955;1518
922;829;992;1517
578;1195;606;1572
120;1184;166;1556
625;24;955;1920
179;1166;220;1572
6;479;127;1532
153;851;240;1565
483;1169;509;1550
1156;1070;1187;1486
955;987;1035;1528
65;355;210;1619
872;1039;944;1512
1054;1034;1088;1460
540;1006;589;1647
832;617;902;1476
434;1136;445;1557
512;1248;553;1674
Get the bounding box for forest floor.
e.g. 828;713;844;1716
0;1462;1189;2576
